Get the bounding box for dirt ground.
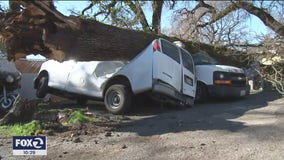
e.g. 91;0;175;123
1;90;284;160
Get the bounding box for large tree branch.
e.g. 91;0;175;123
191;0;215;14
193;1;284;36
196;3;239;27
236;1;284;37
125;0;150;32
30;1;78;28
152;0;164;34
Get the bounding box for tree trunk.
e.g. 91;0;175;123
152;0;164;34
0;1;159;61
0;1;243;67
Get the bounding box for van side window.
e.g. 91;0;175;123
161;40;180;63
181;49;194;73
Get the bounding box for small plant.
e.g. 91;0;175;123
67;111;92;124
0;120;42;136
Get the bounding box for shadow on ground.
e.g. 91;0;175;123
41;89;282;137
115;90;282;136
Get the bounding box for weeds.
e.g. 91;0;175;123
67;110;92;124
0;120;42;136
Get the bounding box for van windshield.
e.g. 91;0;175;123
192;52;219;65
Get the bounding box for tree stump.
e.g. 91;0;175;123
0;95;36;125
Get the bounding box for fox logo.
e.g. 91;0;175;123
13;136;46;150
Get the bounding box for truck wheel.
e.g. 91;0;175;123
195;82;208;103
104;84;131;115
36;76;49;98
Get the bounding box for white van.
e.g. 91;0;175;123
192;51;250;102
34;38;196;114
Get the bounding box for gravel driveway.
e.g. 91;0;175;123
1;90;283;160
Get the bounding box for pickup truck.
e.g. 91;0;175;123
192;51;250;102
34;38;196;114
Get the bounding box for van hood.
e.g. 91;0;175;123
196;64;244;73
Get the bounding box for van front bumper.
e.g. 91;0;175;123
207;85;250;97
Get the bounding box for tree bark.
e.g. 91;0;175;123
152;0;164;34
9;1;21;12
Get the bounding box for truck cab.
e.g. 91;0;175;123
192;51;250;102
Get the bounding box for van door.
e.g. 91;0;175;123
49;61;75;90
181;49;196;97
153;39;182;92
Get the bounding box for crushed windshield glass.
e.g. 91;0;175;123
192;52;218;65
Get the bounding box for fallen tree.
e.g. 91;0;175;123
0;1;157;61
0;1;244;67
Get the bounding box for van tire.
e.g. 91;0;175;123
195;82;208;103
36;76;49;98
104;84;131;115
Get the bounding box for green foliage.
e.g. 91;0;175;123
78;0;148;31
0;120;42;136
67;111;92;124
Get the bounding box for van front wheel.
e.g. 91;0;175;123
36;76;49;98
195;82;208;103
104;84;131;115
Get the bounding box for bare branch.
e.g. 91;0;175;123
191;0;215;14
81;1;94;16
196;3;239;27
236;1;284;36
125;0;150;32
193;1;284;36
0;5;4;12
227;43;264;47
